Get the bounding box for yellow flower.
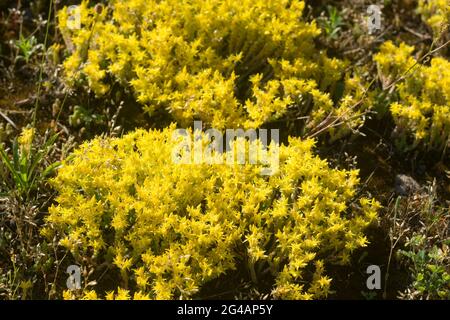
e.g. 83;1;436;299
375;42;450;151
318;276;332;288
18;127;35;155
115;288;131;300
82;290;98;300
63;290;75;300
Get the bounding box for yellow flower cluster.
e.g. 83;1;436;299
417;0;449;35
374;41;450;151
58;0;370;137
63;288;150;300
45;126;379;299
18;127;35;155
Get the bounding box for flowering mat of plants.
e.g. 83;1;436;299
0;0;449;300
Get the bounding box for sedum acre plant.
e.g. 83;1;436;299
59;0;370;138
374;41;450;151
63;288;151;300
417;0;449;35
45;125;379;299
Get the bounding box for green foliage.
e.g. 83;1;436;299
400;235;450;299
393;182;450;300
320;6;344;40
0;128;61;199
13;35;41;64
68;105;105;128
0;128;64;300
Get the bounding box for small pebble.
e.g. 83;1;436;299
394;174;421;196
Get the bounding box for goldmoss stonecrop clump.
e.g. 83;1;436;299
417;0;449;35
374;41;450;151
58;0;371;139
44;125;379;300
